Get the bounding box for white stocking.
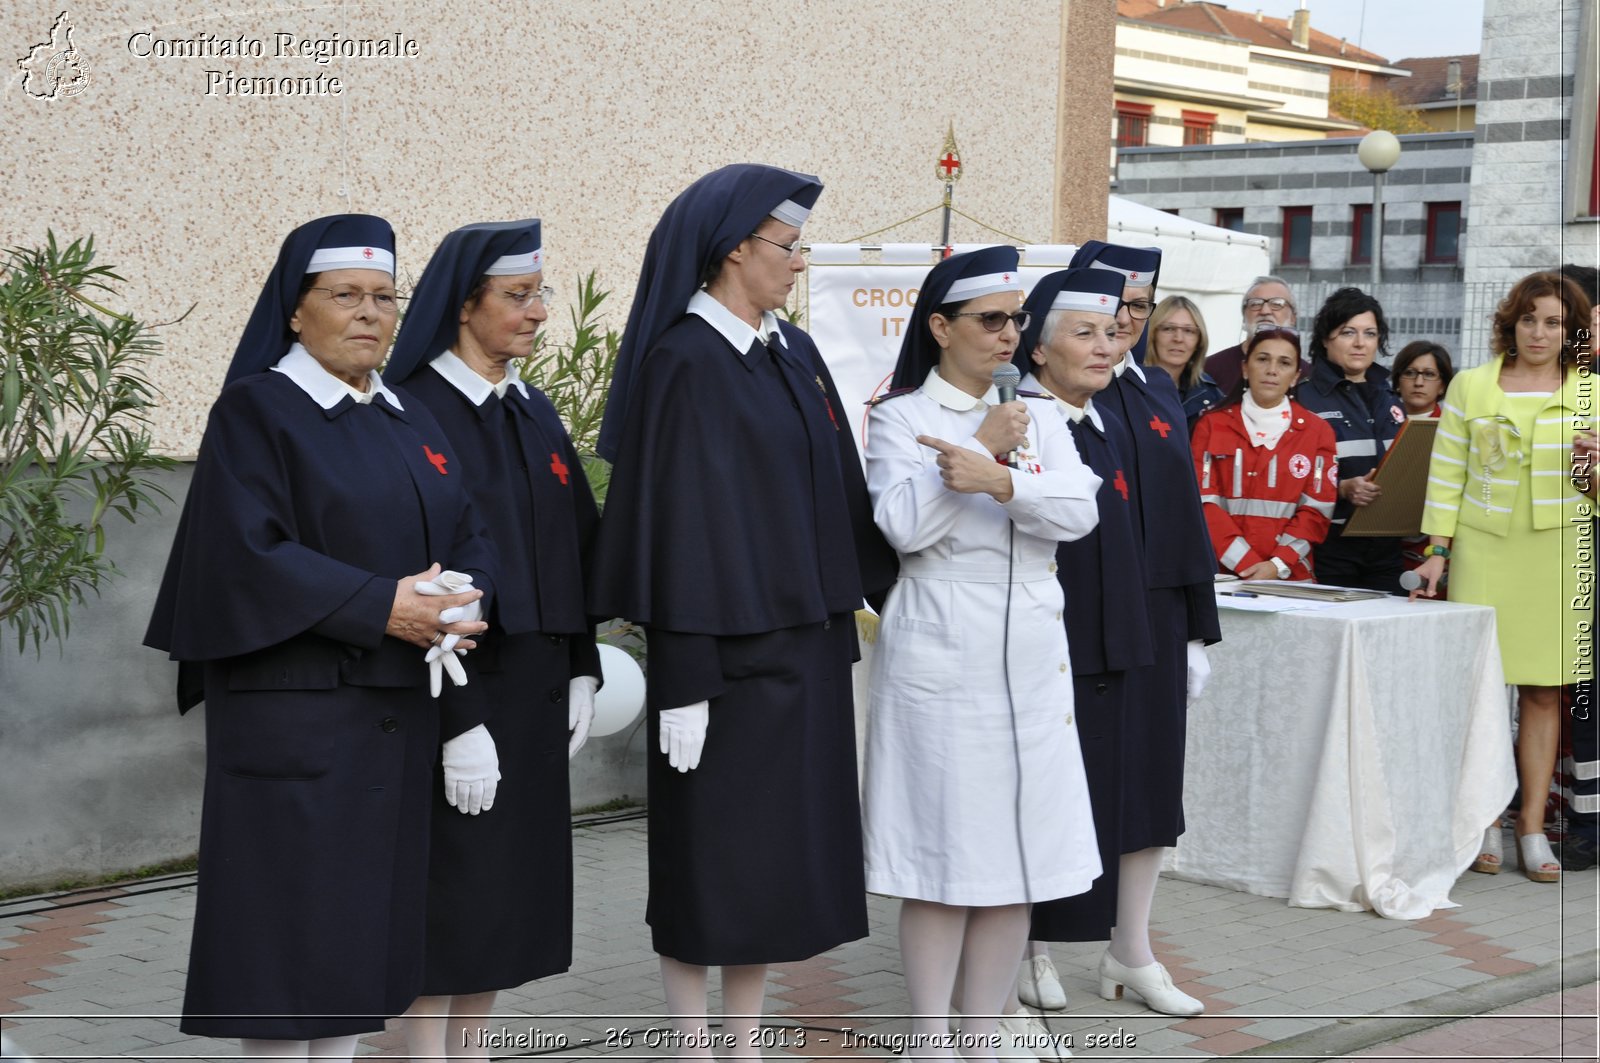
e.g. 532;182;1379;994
448;990;498;1060
721;963;768;1060
955;905;1031;1063
402;995;452;1062
659;954;716;1060
1110;847;1165;968
899;899;966;1061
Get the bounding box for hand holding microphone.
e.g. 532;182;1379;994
973;364;1028;463
1403;556;1446;600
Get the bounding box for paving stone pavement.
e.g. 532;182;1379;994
2;814;1595;1061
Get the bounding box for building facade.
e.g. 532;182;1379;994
1114;0;1404;147
1463;0;1597;295
1116;133;1474;353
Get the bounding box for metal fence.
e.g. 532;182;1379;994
1290;281;1505;371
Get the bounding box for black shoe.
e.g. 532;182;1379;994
1558;833;1599;872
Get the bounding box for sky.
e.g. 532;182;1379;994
1246;0;1487;62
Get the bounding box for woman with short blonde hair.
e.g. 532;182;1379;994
1145;295;1223;431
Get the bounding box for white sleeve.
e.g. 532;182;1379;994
1000;400;1103;543
865;399;977;554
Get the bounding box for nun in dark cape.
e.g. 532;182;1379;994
590;164;895;1056
1010;267;1156;1019
144;214;497;1055
383;219;601;1055
1040;240;1219;1017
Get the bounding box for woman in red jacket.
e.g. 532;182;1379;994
1191;327;1338;581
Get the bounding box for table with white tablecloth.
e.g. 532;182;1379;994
1167;595;1517;920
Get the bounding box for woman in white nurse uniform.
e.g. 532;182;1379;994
862;246;1102;1061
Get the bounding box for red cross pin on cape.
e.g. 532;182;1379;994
423;445;449;474
549;452;570;485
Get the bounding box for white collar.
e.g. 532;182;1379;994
922;366;998;412
270;343;403;410
687;289;788;355
1024;372;1103;430
1113;350;1146;382
429;349;528;404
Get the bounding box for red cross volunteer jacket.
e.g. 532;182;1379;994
1190;401;1339;580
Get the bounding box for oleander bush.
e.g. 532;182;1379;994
0;233;175;652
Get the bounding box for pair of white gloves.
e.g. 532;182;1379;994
416;571;598;815
655;643;1211;775
415;570;480;698
439;680;594;815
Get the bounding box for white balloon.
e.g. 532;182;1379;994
590;643;646;738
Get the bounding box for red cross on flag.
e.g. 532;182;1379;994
935;122;962;183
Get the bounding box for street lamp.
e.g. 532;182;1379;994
1358;130;1402;290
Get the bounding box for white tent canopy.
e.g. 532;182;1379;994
1107;194;1272;351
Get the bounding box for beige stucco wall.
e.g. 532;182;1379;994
5;0;1065;456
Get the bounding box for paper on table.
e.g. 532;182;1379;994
1214;590;1339;612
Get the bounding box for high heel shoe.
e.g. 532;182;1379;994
1098;951;1203;1016
1470;823;1503;874
1516;832;1561;883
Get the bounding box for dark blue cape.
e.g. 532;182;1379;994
1055;403;1155;675
144;374;498;714
400;371;597;644
591;316;894;634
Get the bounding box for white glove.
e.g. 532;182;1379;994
659;701;709;773
441;723;500;815
415;571;478;697
568;676;598;760
1186;639;1212;702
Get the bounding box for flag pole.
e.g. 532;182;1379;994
936;122;962;258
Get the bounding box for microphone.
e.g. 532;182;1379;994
993;363;1021;404
1399;570;1421;592
993;364;1022;468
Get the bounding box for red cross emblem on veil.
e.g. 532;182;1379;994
362;247;374;260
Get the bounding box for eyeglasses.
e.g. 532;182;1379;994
948;309;1032;333
488;285;555;309
1157;324;1199;338
1244;297;1294;314
1399;368;1440;380
306;287;404;313
1122;299;1155;320
750;233;803;256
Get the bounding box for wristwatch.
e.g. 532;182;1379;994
1270;557;1293;580
1425;545;1451;559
